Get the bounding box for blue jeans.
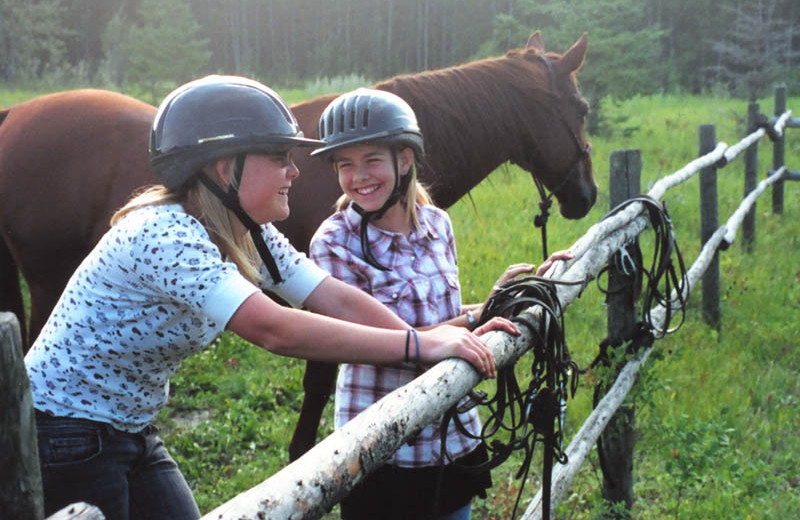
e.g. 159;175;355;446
35;411;200;520
439;503;471;520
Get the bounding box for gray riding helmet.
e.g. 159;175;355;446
310;88;424;160
150;75;323;190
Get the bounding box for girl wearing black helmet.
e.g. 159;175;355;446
24;76;514;520
310;89;569;520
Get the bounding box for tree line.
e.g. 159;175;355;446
1;0;797;106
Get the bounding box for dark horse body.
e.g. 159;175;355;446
0;33;595;459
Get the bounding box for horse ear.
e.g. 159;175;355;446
559;32;588;73
526;31;545;53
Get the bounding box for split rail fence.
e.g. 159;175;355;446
1;86;796;520
202;85;798;520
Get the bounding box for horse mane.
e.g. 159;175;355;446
375;47;563;194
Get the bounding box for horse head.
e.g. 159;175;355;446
507;32;597;220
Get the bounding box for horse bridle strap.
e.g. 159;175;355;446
197;168;283;284
530;55;592;262
531;136;589;261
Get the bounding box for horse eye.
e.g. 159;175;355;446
580;100;589;116
573;97;589;119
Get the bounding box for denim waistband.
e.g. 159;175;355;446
34;409;158;436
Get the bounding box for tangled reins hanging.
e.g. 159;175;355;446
439;275;583;520
437;195;688;520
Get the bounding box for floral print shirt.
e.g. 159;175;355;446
25;203;327;432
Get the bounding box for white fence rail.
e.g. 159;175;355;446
202;107;793;519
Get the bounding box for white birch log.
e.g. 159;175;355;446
201;205;654;519
201;110;791;520
45;502;105;520
723;166;787;244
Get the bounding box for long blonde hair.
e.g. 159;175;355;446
111;161;263;284
334;148;432;229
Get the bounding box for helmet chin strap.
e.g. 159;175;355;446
351;149;411;271
197;153;283;284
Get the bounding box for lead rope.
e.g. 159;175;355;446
532;176;553;261
438;196;687;518
439;275;585;520
588;195;688;490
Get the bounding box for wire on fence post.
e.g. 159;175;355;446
699;125;721;331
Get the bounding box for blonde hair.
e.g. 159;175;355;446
111;161;263;284
334;148;432;229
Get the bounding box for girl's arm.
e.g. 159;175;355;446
302;276;409;329
227;291;497;378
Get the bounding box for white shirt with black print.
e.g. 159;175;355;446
25;203;328;433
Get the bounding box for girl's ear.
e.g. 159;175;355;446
214;157;234;187
398;147;415;176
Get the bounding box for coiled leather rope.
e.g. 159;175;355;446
439;276;582;520
437;196;688;518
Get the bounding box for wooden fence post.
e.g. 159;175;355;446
1;312;44;520
599;149;641;517
772;85;786;215
743;100;759;251
699;125;721;331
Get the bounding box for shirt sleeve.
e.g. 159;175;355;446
201;272;261;326
258;224;329;308
126;208;262;326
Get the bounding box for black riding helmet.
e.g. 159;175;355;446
150;75;323;191
149;75;324;283
313;89;425;271
311;88;424;160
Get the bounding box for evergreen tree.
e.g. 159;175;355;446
122;0;211;102
709;0;800;98
477;0;665;133
0;0;69;82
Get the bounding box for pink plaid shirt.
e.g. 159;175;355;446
310;203;482;467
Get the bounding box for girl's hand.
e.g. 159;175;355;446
471;316;521;337
492;263;537;294
536;249;574;276
418;325;497;378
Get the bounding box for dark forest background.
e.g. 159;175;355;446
1;0;798;111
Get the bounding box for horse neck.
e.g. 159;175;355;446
377;57;551;209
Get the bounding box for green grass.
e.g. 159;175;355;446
4;86;799;518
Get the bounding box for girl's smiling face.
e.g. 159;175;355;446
219;151;299;225
333;144;413;213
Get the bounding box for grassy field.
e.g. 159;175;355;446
4;86;798;519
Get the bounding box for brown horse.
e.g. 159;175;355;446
0;32;595;459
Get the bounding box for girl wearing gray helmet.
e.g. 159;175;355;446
24;76;513;520
309;89;570;520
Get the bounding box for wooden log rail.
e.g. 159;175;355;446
521;167;789;520
200;106;794;519
3;97;789;520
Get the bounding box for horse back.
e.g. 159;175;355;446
0;90;158;345
0;90;157;246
